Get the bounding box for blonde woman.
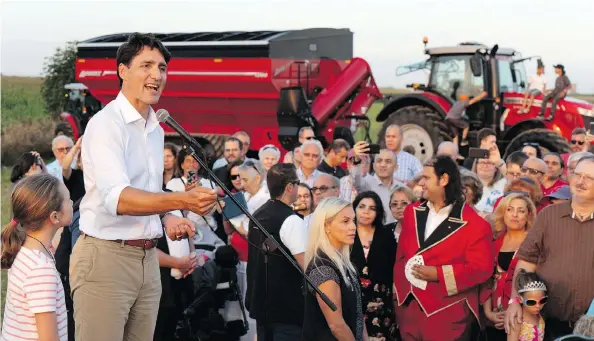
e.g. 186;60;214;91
482;192;536;341
303;198;368;341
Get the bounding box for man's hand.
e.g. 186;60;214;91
186;186;218;216
504;301;523;333
412;265;438;282
489;144;503;166
177;253;197;278
352;141;370;159
164;215;196;241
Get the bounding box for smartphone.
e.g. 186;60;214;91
590;122;594;135
468;147;490;159
364;144;381;154
187;170;197;185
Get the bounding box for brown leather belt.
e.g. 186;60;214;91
82;233;159;250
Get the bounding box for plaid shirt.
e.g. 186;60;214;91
393;151;423;183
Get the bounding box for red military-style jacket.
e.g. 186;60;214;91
394;200;494;322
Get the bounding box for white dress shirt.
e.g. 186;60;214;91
79;92;180;240
425;201;453;240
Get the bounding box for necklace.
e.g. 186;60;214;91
26;234;56;264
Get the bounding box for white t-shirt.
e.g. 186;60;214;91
476;178;506;214
279;214;308;255
1;248;68;341
528;74;546;92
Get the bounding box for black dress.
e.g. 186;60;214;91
351;226;397;340
303;252;364;341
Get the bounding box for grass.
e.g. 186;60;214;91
1;77;46;124
1;168;11;318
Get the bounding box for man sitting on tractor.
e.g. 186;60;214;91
538;64;572;121
445;91;488;146
519;63;546;114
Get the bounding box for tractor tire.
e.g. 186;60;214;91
378;105;450;163
503;128;571;159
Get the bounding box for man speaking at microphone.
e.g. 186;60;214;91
70;33;218;341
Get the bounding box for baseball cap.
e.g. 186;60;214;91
546;185;571;200
553;64;565;70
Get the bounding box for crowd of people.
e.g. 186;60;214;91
2;32;594;341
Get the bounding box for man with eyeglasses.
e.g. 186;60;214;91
521;158;548;185
567;152;594;183
505;151;530;184
297;139;324;187
282;126;316;164
46;135;75;182
506;156;594;340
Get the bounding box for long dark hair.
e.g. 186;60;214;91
10;152;39;183
353;191;386;227
1;174;64;269
426;155;464;205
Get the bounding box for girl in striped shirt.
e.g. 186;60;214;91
1;173;73;341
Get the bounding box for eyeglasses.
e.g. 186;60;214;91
303;152;320;159
571;140;585;145
311;185;338;194
230;174;240;180
521;167;545;175
523;296;548;306
390;200;410;208
304;136;315;140
55;146;72;154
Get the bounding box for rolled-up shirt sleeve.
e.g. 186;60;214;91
82;116;131;217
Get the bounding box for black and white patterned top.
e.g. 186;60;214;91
303;252;363;341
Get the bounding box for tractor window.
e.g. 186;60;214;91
429;55;484;101
497;59;516;93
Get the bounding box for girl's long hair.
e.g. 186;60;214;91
1;173;63;269
305;197;357;287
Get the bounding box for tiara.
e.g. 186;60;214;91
518;281;547;293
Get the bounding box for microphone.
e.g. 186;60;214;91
156;109;200;148
157;108;338;312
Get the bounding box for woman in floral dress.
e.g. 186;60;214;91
350;191;398;340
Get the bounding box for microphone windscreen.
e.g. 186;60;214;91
156;109;170;123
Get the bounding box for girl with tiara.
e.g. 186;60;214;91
507;269;547;341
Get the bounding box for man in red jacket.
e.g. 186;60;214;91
394;155;494;341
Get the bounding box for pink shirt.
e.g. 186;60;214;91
1;247;68;341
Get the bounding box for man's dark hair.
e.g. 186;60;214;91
116;33;172;88
572;127;587;136
225;137;243;151
267;163;298;199
425;155;464;205
329;138;351;153
544;152;565;169
506;151;529;167
476;128;496;145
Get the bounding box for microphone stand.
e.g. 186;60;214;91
177;137;337;313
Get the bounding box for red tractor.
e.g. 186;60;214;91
59;28;382;159
377;38;594;162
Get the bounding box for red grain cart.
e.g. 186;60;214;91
60;28;382;159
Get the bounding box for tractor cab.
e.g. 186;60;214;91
376;37;590;163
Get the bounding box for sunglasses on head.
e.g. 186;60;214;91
523;296;548;306
571;140;585;145
523;142;539;148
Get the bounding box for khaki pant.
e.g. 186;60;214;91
69;234;162;341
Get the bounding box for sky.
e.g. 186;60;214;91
2;0;594;92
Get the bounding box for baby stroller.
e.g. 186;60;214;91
175;245;249;341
